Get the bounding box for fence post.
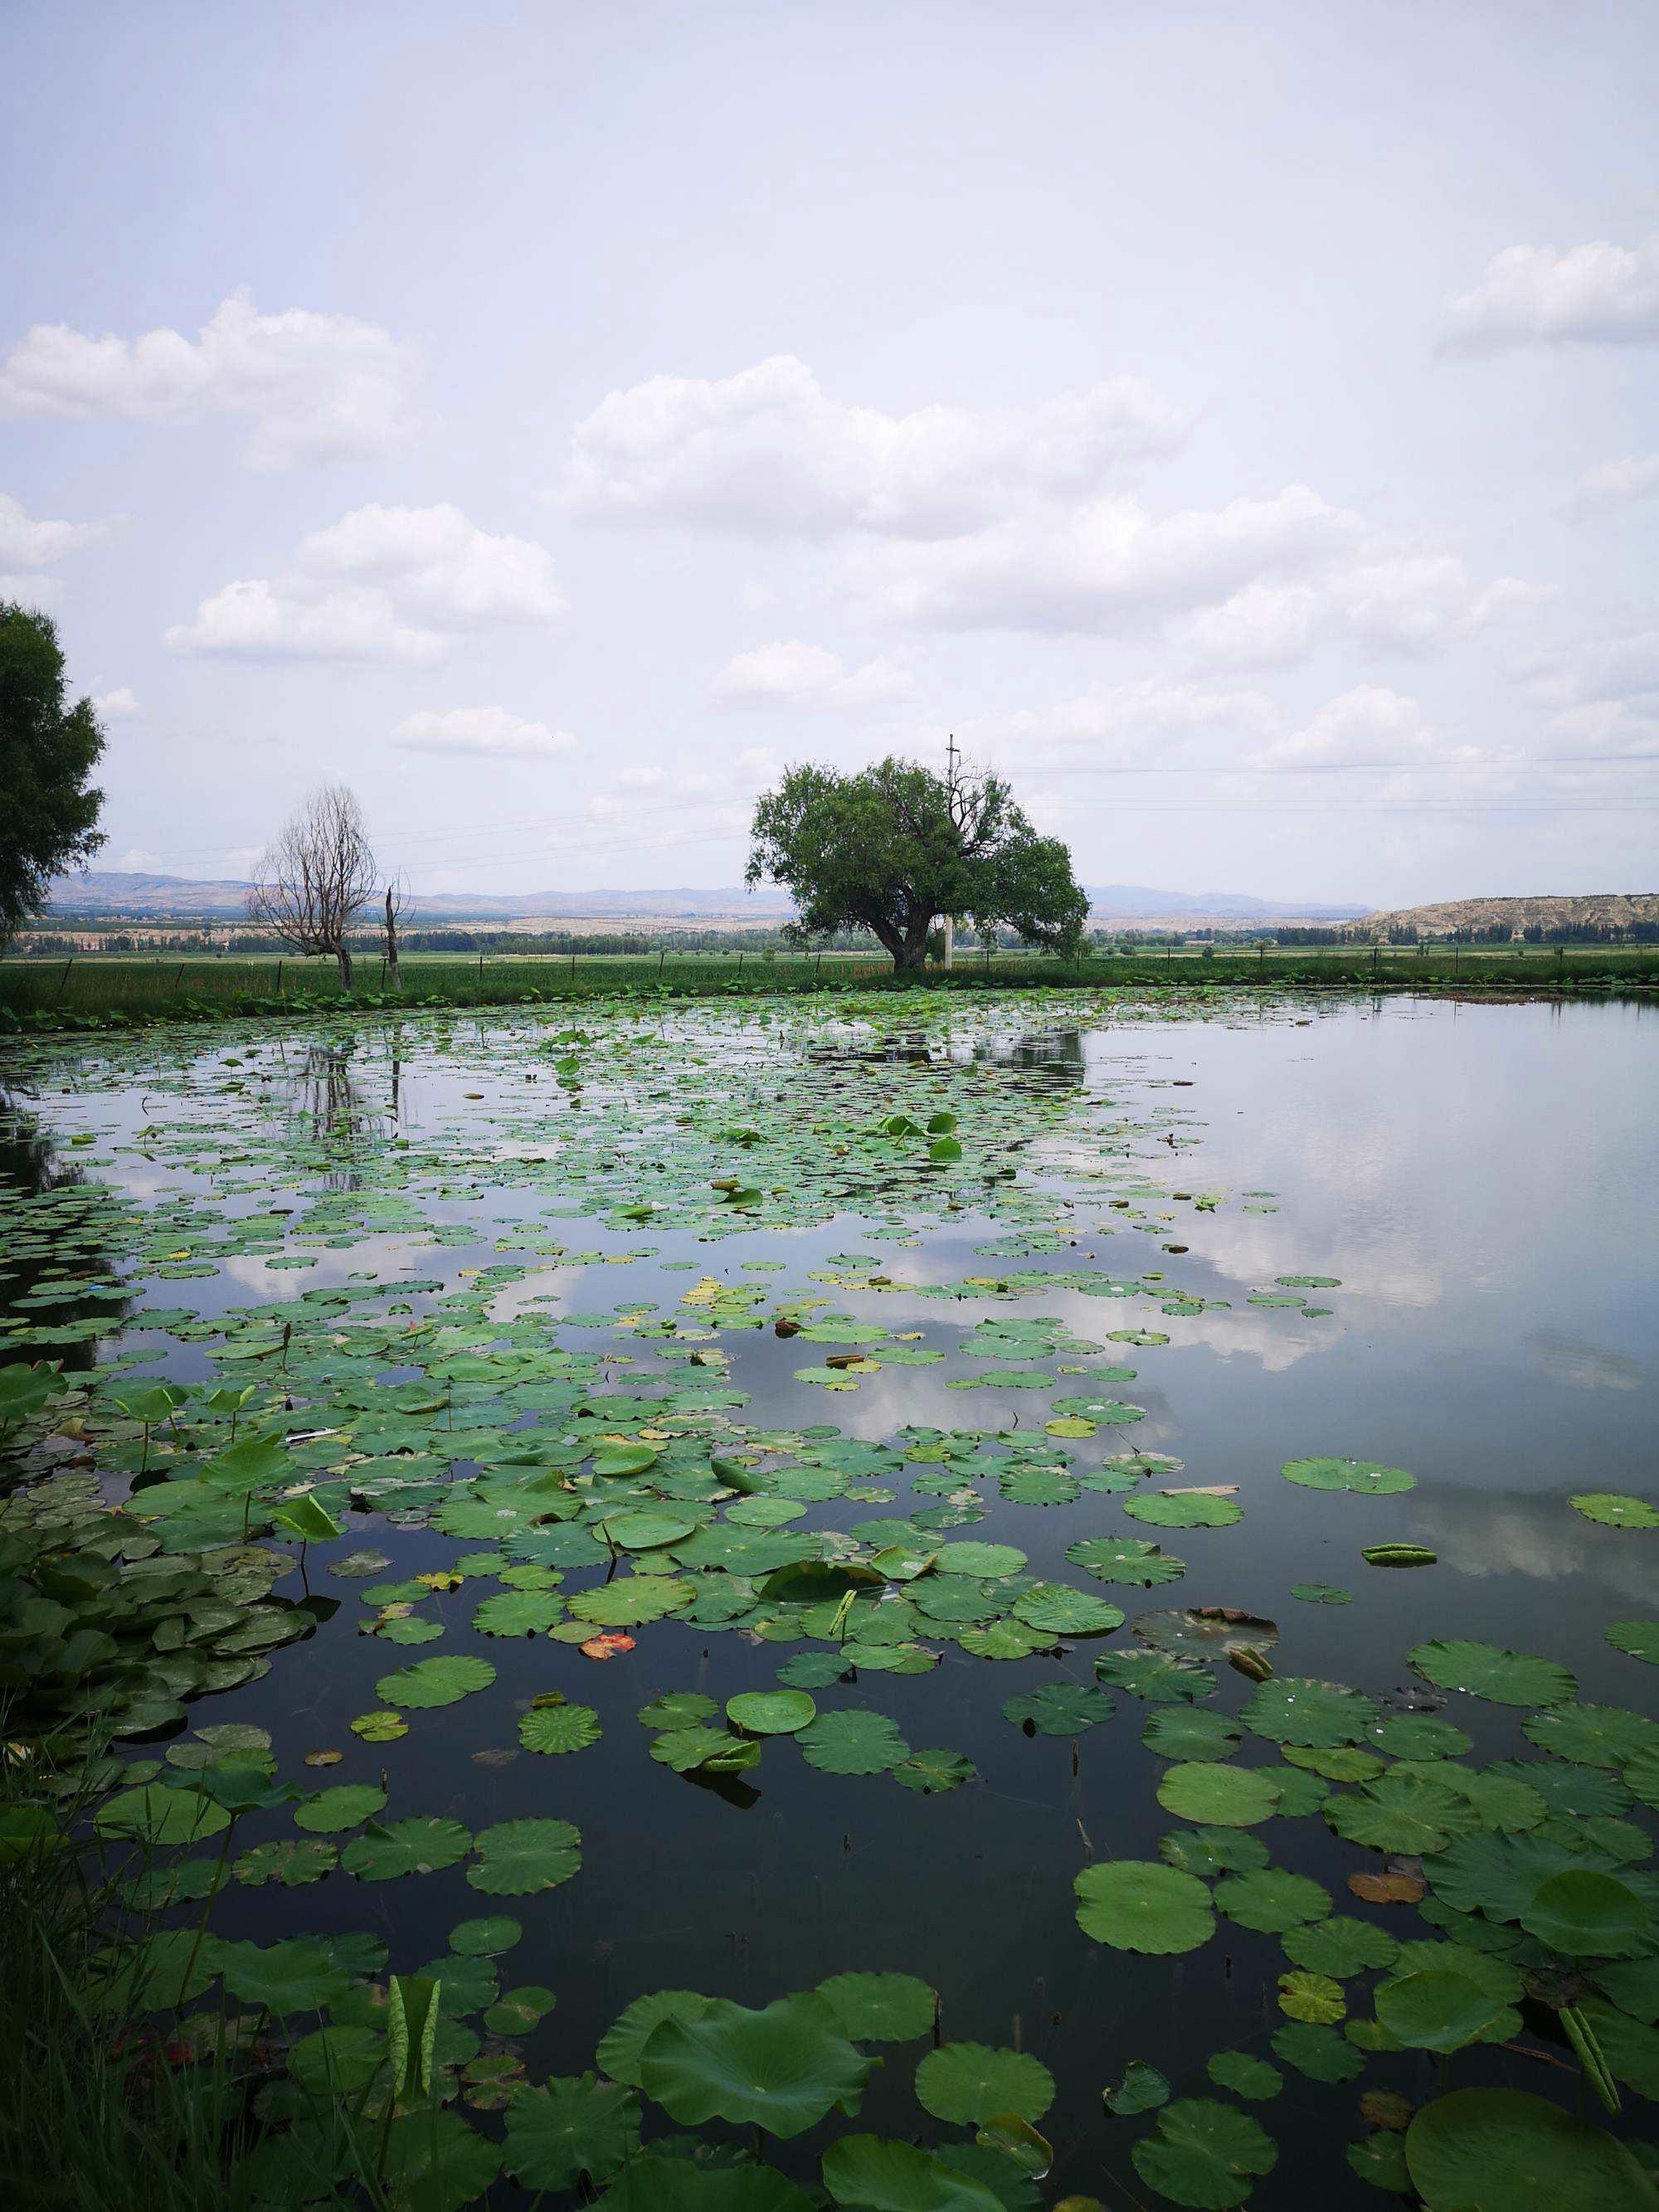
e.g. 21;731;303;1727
659;948;665;974
738;950;744;975
478;953;484;983
277;960;285;995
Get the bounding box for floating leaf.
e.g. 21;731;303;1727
342;1816;472;1880
294;1783;387;1833
1404;2088;1656;2211
640;1993;870;2138
816;1971;936;2043
1408;1639;1577;1708
915;2042;1054;2125
1003;1682;1115;1736
1104;2060;1170;2115
799;1710;911;1775
1156;1763;1280;1828
1074;1862;1215;1954
1205;2053;1281;2101
519;1703;601;1755
503;2072;640;2191
1520;1869;1652;1958
374;1654;497;1709
1131;2099;1277;2210
467;1817;581;1894
820;2136;1002;2211
1282;1457;1413;1495
1570;1494;1659;1529
1215;1869;1331;1933
727;1689;818;1736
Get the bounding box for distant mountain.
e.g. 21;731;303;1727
46;871;1366;926
1360;892;1659;937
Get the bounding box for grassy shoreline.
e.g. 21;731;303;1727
2;945;1657;1032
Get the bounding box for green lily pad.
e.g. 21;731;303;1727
1569;1493;1659;1529
1124;1493;1243;1529
294;1783;387;1833
1074;1861;1215;1954
1280;1917;1400;1977
1003;1681;1115;1736
1408;1640;1577;1708
1131;2099;1277;2210
820;2136;1003;2212
639;1993;870;2139
1156;1763;1281;1828
1215;1868;1331;1933
799;1710;911;1775
727;1689;818;1736
467;1817;581;1894
342;1816;472;1880
1067;1537;1185;1587
374;1654;497;1709
449;1916;522;1957
596;1991;715;2086
1240;1677;1378;1748
1282;1456;1413;1495
1404;2088;1656;2211
503;2072;640;2191
1520;1869;1652;1957
519;1703;601;1755
1010;1583;1125;1636
914;2041;1054;2127
1204;2053;1282;2101
1374;1969;1506;2051
815;1971;937;2043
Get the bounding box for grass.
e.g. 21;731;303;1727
0;1786;390;2210
0;942;1655;1032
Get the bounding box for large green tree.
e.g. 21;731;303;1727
0;603;107;946
747;753;1089;974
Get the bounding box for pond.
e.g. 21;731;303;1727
2;990;1657;2210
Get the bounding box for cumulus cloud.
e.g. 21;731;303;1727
955;678;1278;771
393;707;577;759
1247;685;1443;769
0;290;425;468
92;687;141;720
565;355;1190;537
710;639;915;710
1517;625;1659;712
844;484;1358;634
0;489;120;600
1571;454;1659;513
1446;239;1659;350
164;503;566;664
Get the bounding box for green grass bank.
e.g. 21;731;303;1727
2;941;1656;1033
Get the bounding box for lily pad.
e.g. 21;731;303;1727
815;1971;937;2043
1408;1640;1577;1708
914;2042;1054;2125
1404;2088;1656;2211
467;1817;581;1894
639;1993;869;2139
1074;1861;1215;1954
1131;2099;1277;2210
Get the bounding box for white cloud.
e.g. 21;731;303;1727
1248;685;1442;770
1446;240;1659;350
109;846;167;872
956;678;1278;770
1518;625;1659;712
710;639;915;710
846;484;1357;634
0;490;119;601
566;354;1190;537
92;686;141;720
393;707;577;759
164;503;567;664
1571;455;1659;513
0;290;424;468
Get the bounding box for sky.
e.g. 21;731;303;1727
2;0;1657;907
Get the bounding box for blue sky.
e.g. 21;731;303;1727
3;0;1657;902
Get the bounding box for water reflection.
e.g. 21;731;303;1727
0;1091;129;1371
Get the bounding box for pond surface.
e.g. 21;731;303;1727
3;991;1657;2210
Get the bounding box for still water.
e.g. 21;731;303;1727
2;991;1654;2205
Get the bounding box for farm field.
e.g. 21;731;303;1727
2;990;1657;2208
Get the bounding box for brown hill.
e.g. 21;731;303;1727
1362;892;1658;938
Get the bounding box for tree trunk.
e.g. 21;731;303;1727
336;943;354;988
892;940;928;975
385;888;401;988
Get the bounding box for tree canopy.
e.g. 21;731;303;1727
0;602;107;946
747;754;1088;972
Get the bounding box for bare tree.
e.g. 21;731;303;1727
246;782;377;987
383;873;409;989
